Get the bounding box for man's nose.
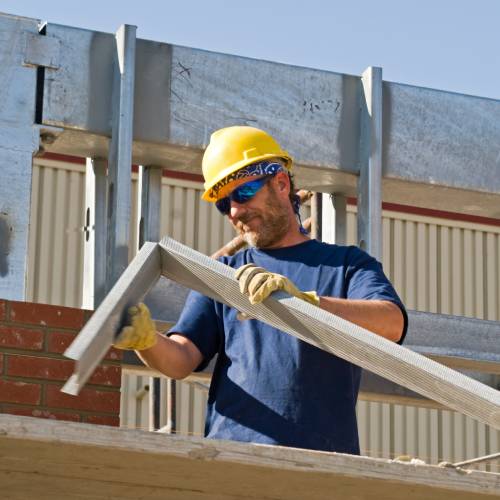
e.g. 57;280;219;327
228;199;247;220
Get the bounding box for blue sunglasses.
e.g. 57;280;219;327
215;176;272;215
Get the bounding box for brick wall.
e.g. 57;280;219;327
0;299;122;426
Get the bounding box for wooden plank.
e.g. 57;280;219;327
0;415;498;500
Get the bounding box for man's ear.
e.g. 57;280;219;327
276;171;290;194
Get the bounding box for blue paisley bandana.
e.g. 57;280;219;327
209;161;285;200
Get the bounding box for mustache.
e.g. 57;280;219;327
234;212;259;227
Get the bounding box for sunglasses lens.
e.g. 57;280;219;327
215;197;231;215
215;176;271;215
232;178;268;203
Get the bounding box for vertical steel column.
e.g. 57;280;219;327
137;165;163;249
106;24;137;292
322;194;347;245
357;66;383;260
82;158;107;309
310;192;323;241
0;16;42;300
137;164;164;431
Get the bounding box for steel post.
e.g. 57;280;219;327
358;66;383;260
310;193;323;240
137;165;163;249
322;194;347;245
82;158;108;309
106;24;137;292
137;164;163;429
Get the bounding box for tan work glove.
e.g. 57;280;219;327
235;263;320;306
114;303;158;351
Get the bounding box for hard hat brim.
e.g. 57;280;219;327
202;153;292;202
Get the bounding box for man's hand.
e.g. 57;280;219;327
114;303;158;351
235;263;320;306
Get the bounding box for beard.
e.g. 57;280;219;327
232;185;291;248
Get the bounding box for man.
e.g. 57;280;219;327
116;126;407;454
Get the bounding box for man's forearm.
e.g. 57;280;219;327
136;333;202;379
318;297;404;342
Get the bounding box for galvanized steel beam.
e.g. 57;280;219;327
28;15;500;218
106;24;136;291
23;31;60;69
358;66;383;260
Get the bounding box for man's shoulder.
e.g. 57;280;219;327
311;240;367;261
218;248;251;267
217;241;369;268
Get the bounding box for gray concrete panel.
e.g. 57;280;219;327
42;23;171;143
383;82;500;196
0;14;40;300
38;20;500;198
3;14;499;217
168;45;360;173
0;14;40;125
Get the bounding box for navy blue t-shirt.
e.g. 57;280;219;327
169;239;407;454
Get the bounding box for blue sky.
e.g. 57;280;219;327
3;0;499;99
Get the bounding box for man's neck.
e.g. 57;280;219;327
259;227;310;250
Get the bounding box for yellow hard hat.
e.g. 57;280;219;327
201;126;292;201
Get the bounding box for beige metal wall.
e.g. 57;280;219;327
28;159;500;469
349;207;500;469
28;159;86;307
28;159;236;307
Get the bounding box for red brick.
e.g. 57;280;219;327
7;355;74;381
88;364;121;387
10;301;85;329
6;353;120;387
48;331;122;361
3;405;80;422
105;346;123;362
0;300;6;321
0;325;44;351
0;354;3;374
47;331;76;354
0;379;41;405
84;414;120;426
45;384;120;414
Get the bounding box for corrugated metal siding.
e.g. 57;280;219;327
29;159;500;469
344;208;500;320
28;160;236;306
159;178;235;256
28;159;86;307
346;206;500;470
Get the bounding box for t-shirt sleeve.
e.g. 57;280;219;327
167;289;222;371
344;246;408;344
